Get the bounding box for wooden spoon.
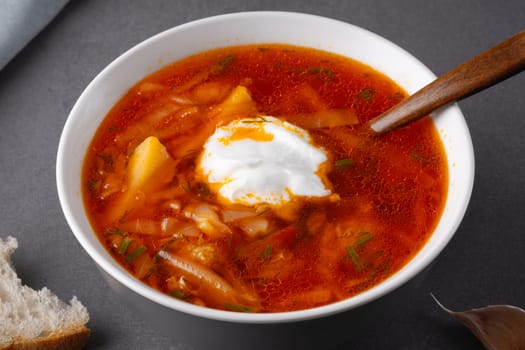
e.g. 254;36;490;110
369;30;525;134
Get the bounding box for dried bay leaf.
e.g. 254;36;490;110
432;294;525;350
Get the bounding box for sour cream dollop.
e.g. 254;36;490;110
197;116;332;206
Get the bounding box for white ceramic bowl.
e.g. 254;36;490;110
57;11;474;348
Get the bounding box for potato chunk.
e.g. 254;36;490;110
221;85;252;106
212;85;257;123
128;136;170;189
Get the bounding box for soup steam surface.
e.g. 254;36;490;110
81;44;448;313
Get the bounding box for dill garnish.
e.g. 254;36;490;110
242;116;269;124
225;303;257;313
335;158;354;170
347;246;364;271
125;245;147;263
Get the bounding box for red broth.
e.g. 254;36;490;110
82;44;448;312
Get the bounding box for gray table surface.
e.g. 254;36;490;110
1;1;524;349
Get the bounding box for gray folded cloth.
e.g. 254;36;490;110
0;0;68;70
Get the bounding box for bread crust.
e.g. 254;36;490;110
0;237;90;350
0;325;90;350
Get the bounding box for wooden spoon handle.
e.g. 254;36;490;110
369;30;525;134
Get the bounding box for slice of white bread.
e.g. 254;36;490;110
0;236;90;350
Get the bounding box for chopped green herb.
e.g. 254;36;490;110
323;68;335;78
225;303;257;313
242;116;269;124
170;290;187;300
355;232;374;247
335;158;354;170
96;153;113;168
118;210;131;224
125;245;147;263
370;256;391;277
216;55;234;71
179;178;213;198
258;245;273;261
87;180;98;193
306;66;335;78
144;266;157;278
411;151;427;163
119;237;133;254
105;227;127;236
357;87;374;101
347;246;364;271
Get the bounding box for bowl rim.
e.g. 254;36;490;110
57;10;474;324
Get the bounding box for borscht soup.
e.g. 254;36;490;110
82;44;447;313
